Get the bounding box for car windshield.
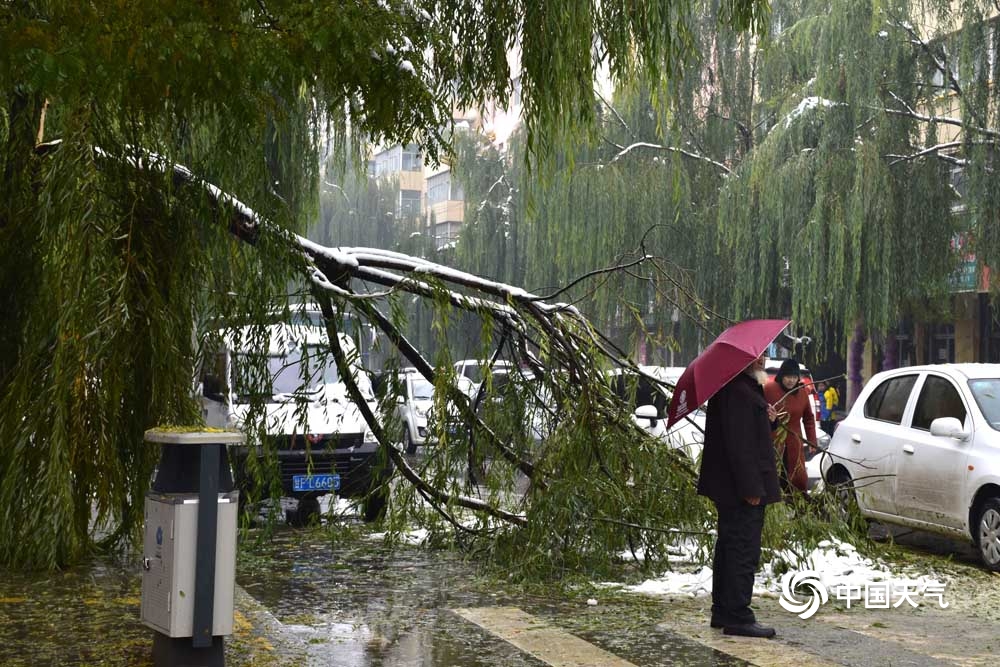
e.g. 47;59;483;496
409;377;434;401
968;379;1000;430
234;345;339;400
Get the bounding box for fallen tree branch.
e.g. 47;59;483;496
317;292;529;527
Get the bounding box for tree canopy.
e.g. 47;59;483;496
439;0;1000;362
0;0;770;568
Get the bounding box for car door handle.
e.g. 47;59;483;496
902;444;915;454
851;434;861;443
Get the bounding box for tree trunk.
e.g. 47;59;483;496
847;319;867;409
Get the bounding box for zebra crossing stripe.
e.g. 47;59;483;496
452;606;638;667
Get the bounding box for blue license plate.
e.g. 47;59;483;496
292;473;340;492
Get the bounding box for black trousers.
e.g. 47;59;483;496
711;501;765;626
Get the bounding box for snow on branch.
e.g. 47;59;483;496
606;140;733;175
881;91;1000;140
781;96;844;129
885;141;965;166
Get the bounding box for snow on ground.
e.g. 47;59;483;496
368;528;429;546
319;495;357;516
612;537;949;600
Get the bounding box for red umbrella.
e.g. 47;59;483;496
665;319;790;428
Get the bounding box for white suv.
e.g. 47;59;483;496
821;364;1000;570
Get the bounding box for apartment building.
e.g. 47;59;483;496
425;167;465;249
369;143;424;219
369;90;521;250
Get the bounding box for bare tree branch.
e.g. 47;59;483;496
317;296;529;527
885;140;965;166
595;89;637;141
881;91;1000;139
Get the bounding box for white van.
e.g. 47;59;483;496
199;323;389;523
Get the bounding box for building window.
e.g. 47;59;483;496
927;324;955;364
402;144;422;172
400;190;421;218
427;173;451;205
427;170;464;205
373;147;403;177
434;221;460;249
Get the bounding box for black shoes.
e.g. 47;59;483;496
710;618;725;629
722;622;777;638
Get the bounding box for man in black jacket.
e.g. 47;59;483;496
697;353;781;638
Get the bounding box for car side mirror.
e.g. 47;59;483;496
929;417;970;441
635;404;659;428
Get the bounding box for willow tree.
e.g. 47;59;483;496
0;0;771;568
676;0;1000;348
464;0;1000;361
452;105;724;365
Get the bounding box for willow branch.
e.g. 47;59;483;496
888;16;988;129
885;142;970;166
605;140;733;175
316;292;528;527
347;297;547;488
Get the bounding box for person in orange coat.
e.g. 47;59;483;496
763;358;818;494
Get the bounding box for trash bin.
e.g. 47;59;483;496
141;429;243;667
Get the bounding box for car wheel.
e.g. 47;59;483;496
975;497;1000;572
362;487;388;523
826;467;861;525
289;494;321;527
403;427;417;455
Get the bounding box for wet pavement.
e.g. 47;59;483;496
235;527;748;667
0;515;997;667
0;556;151;667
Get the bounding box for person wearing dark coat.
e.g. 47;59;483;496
697;353;781;639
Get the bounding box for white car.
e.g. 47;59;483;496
394;371;437;453
454;358;515;389
614;366;705;463
821;363;1000;570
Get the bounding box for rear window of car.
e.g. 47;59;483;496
864;374;918;424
